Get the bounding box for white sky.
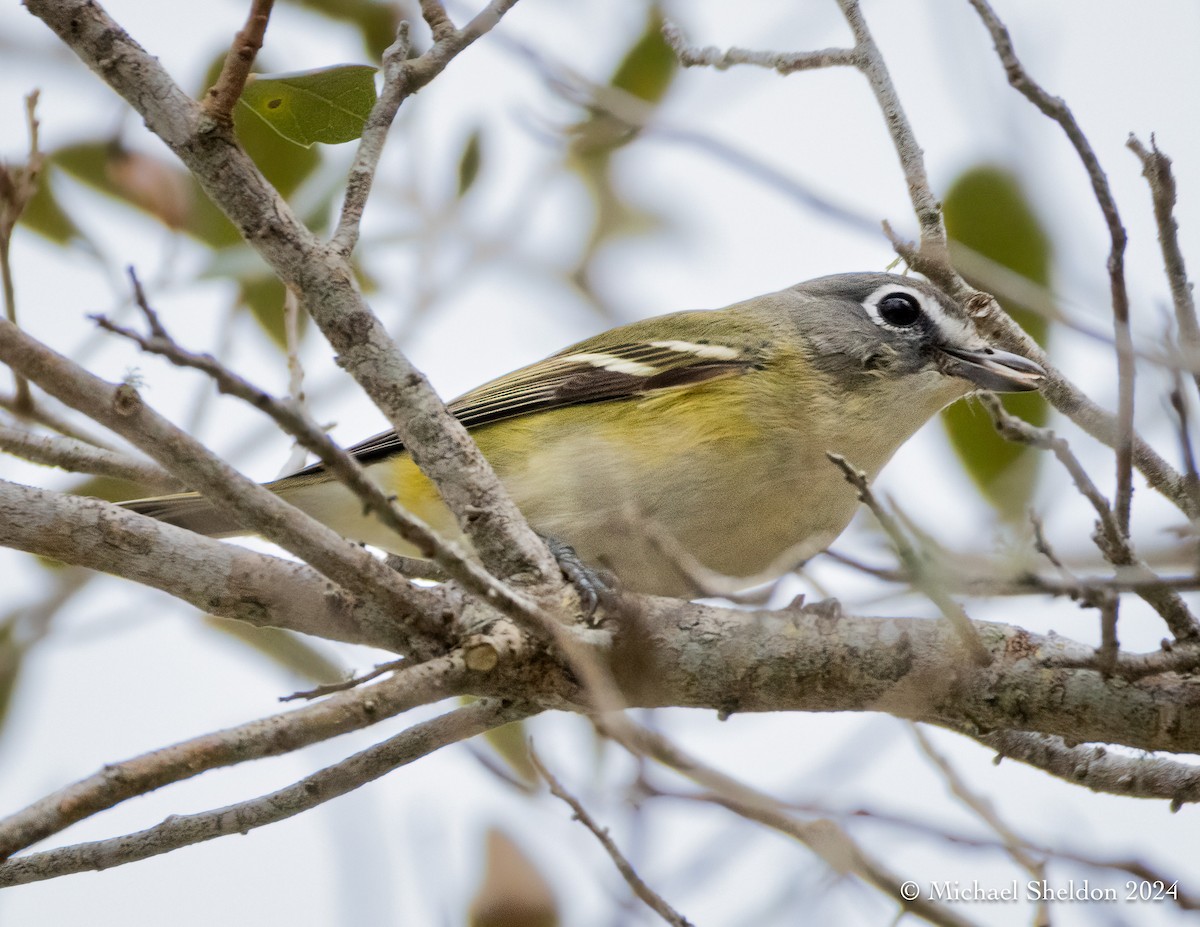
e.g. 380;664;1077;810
1;1;1199;925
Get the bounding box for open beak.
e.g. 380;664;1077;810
937;345;1045;393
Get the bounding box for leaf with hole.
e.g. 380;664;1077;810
240;65;378;147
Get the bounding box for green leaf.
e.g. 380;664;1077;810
239;65;378;147
942;165;1052;521
18;172;84;244
457;129;483;198
281;0;399;59
569;11;677;158
238;275;291;350
611;9;676;105
482;719;538;787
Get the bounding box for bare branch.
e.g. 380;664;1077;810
616;597;1200;759
333;0;524;255
1128;134;1200;396
836;0;946;255
0;649;483;861
911;725;1047;893
978;730;1200;808
0;698;529;887
662;20;856;74
602;720;977;927
981;393;1200;642
0;420;180;490
532;747;694;927
0;92;45;414
827;453;992;665
0;477;435;652
966;0;1135;535
98;274;558;643
201;0;274;120
0;316;451;658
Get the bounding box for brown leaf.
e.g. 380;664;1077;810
469;828;559;927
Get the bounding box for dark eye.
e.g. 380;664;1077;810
877;292;923;327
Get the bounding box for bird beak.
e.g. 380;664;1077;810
937;344;1045;392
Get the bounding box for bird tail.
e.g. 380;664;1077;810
120;491;245;538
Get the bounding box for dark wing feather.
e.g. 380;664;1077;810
287;338;762;479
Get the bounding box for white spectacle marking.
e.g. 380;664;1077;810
649;340;741;360
567;352;658;376
862;282;975;343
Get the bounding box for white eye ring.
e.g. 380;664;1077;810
862;284;939;332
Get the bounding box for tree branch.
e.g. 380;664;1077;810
532;747;694;927
0;419;180;491
0;477;438;652
615;597;1200;761
981;393;1200;642
1128;134;1200;396
97;275;557;644
0;698;530;887
201;0;274;120
0;315;451;658
965;0;1135;534
0;648;485;861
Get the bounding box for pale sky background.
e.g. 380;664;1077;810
1;1;1199;925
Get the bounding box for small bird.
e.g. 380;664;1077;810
124;273;1043;597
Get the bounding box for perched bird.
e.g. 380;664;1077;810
123;273;1044;597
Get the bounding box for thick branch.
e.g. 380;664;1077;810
0;477;437;652
613;598;1200;763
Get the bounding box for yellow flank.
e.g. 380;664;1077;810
383;368;764;540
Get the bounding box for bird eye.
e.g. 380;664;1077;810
877;292;923;327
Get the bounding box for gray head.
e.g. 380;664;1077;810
785;272;1044;395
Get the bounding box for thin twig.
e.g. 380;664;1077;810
0;698;529;887
827;453;993;666
0;92;45;414
1128;134;1200;397
981;393;1200;642
333;0;524;256
0;649;479;861
601;720;977;927
663;20;857;74
531;747;694;927
966;0;1135;536
202;0;274;120
911;725;1048;924
837;0;946;255
98;270;558;645
1168;381;1200;517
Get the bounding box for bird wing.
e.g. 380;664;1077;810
287;335;763;478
